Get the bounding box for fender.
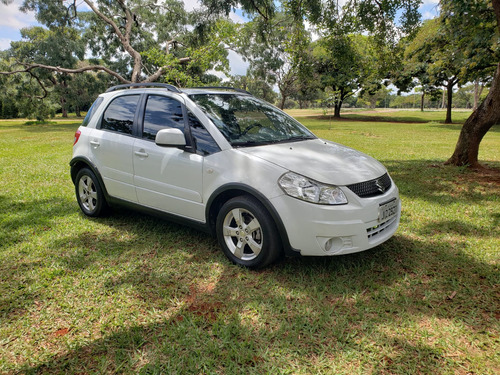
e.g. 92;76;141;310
206;183;300;257
69;156;111;201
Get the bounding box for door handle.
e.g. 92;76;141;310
134;150;149;158
90;140;100;147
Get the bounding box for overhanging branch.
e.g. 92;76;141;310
2;57;193;85
0;63;131;83
27;70;48;100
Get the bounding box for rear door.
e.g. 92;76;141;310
132;94;205;221
89;94;141;203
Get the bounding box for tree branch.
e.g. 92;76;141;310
142;57;191;83
1;63;130;83
117;0;134;44
82;0;124;41
248;0;269;21
27;71;48;100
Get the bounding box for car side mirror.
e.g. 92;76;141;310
155;128;186;148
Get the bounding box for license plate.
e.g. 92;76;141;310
379;198;398;222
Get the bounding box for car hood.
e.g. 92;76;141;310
238;139;387;186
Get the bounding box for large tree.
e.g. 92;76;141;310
229;73;278;103
240;13;311;109
312;33;381;117
402;18;464;123
9;25;86;117
443;0;500;167
1;0;232;84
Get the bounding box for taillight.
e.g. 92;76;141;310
73;130;81;146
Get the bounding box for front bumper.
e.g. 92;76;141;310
270;184;401;256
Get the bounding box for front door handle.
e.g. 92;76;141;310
134;150;149;158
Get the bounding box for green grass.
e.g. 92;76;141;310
1;112;499;374
287;108;473;123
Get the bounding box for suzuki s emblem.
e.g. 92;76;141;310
375;178;386;193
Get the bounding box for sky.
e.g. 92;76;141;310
0;0;440;76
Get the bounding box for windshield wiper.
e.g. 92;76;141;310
231;140;272;147
273;135;316;144
232;135;315;147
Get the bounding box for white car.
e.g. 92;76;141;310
71;84;401;268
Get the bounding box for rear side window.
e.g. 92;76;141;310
101;95;140;134
81;97;103;127
143;95;184;140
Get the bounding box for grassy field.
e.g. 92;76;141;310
0;110;499;374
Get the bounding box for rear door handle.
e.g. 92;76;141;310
90;140;100;147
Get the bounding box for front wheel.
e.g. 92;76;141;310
75;168;108;217
216;196;282;269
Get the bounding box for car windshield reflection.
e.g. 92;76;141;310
188;94;316;147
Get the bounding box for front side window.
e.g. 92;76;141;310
188;111;220;155
143;95;184;140
101;95;140;134
189;94;316;147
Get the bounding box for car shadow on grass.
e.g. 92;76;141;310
16;225;499;374
0;196;74;246
0;195;75;319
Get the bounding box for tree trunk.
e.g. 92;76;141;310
446;0;500;167
60;96;68;118
441;87;446;109
279;95;286;110
473;79;480;111
334;101;342;118
420;92;425;112
445;80;454;124
75;106;81;117
445;62;500;168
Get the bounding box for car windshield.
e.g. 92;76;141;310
189;94;316;147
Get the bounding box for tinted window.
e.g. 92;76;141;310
189;94;315;147
82;97;103;127
143;95;184;140
188;111;220;156
101;95;140;134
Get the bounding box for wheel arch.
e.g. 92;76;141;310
206;184;299;257
70;157;110;200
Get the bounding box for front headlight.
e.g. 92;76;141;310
278;172;348;205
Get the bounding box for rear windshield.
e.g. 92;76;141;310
189;94;315;147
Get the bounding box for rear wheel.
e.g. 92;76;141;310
75;168;108;217
216;196;282;268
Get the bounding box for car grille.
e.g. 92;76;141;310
347;173;392;198
367;216;398;241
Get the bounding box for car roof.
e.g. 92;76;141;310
104;83;251;96
181;87;251;96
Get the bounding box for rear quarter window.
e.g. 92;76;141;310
81;97;104;127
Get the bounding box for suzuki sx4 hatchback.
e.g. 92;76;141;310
71;84;401;268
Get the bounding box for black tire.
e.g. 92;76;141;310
216;195;282;269
75;168;108;217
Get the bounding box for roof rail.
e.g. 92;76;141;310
105;83;182;93
190;86;252;95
